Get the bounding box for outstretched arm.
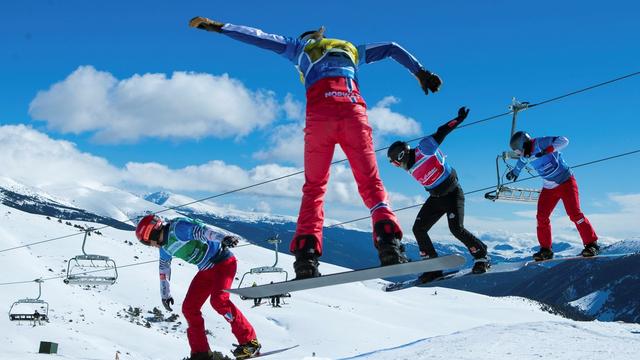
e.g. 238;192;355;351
159;249;173;310
189;17;299;60
431;107;470;145
534;136;569;157
359;42;442;95
360;42;424;73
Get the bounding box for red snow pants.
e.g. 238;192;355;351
290;77;402;255
536;176;598;249
182;256;256;354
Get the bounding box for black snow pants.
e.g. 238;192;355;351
413;184;487;259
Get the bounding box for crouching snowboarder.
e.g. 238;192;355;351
387;107;490;283
135;215;261;360
507;132;599;260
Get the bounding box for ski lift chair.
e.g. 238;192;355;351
237;235;289;300
484;98;541;203
484;151;541;202
8;279;49;323
64;229;118;286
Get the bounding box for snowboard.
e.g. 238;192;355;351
384;270;459;292
226;254;465;299
386;253;634;292
523;253;627;267
252;344;299;358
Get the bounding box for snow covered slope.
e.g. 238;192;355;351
2;203;640;360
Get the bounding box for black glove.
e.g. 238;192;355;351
189;17;224;32
222;235;240;248
455;106;470;122
416;69;442;95
162;297;174;312
505;170;519;181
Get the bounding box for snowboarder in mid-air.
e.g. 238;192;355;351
387;107;490;283
189;16;442;279
135;215;261;360
507;132;599;260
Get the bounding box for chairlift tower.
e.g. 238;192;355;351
237;235;289;297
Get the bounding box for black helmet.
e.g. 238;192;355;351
510;131;531;153
387;141;411;169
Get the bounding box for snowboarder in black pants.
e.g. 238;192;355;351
387;107;490;282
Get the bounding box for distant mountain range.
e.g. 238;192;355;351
1;180;638;324
425;252;640;323
0;184;134;231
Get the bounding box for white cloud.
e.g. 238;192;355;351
254;201;272;213
253;122;306;165
588;193;640;239
0;125;366;209
29;66;279;143
254;95;422;166
282;93;304;121
367;96;422;136
0;125;121;187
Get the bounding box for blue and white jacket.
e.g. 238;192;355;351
406;115;465;196
219;23;426;90
410;136;453;192
158;217;232;299
511;136;572;189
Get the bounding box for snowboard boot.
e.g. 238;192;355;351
471;257;491;274
232;339;262;359
292;235;321;279
468;243;488;260
532;247;554;261
418;270;444;284
581;242;600;257
374;220;408;266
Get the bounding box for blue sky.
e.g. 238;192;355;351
1;0;639;242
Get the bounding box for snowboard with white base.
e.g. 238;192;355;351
226;254;465;299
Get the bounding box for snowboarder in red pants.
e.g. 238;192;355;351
136;215;261;360
507;132;599;261
189;17;442;278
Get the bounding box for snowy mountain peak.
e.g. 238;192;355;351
144;191;173;206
